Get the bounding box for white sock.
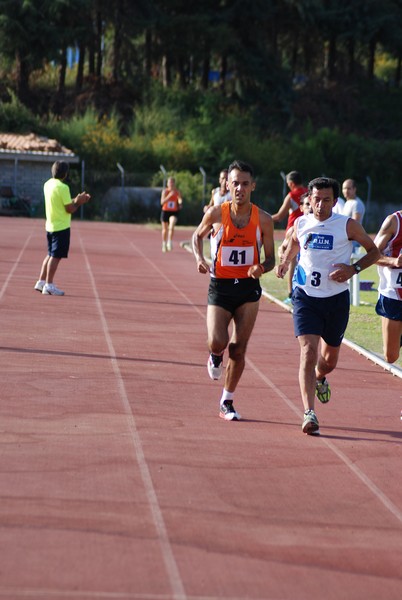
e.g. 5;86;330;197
220;389;234;405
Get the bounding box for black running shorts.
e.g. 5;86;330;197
161;210;179;223
208;277;262;314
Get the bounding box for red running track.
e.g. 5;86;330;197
0;217;401;600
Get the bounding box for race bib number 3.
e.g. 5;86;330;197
295;264;330;288
221;246;254;267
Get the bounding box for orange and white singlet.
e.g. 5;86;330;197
210;202;262;279
162;190;181;212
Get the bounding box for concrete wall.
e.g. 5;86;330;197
102;186;163;221
0;154;79;214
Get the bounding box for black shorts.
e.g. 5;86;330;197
292;286;350;347
47;228;70;259
208;277;262;314
375;294;402;321
161;210;179;223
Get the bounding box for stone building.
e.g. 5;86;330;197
0;133;79;215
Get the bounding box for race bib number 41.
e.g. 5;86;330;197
221;246;254;266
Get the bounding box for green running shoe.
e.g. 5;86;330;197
316;377;331;403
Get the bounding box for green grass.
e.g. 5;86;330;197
260;242;402;369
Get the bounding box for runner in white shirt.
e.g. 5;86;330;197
275;177;379;435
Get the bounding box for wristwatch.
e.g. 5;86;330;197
353;263;362;273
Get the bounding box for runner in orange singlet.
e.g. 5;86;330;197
160;177;182;252
192;160;275;421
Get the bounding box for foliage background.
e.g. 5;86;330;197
0;0;402;227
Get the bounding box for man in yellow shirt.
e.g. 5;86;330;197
34;161;90;295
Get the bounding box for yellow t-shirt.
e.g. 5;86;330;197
44;178;72;232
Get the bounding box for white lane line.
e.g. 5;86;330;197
162;242;402;525
79;235;187;600
0;587;278;599
247;357;402;525
124;237;206;320
0;229;35;301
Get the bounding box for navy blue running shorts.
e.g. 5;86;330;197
161;210;179;223
292;286;350;347
208;277;262;315
47;228;71;259
375;294;402;321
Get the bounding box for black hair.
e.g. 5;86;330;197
228;160;254;178
51;161;70;180
308;176;340;199
286;170;302;185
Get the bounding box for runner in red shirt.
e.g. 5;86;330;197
272;171;307;304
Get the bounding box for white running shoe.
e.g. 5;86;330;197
207;354;223;380
167;241;172;251
302;409;320;435
42;283;65;296
34;280;45;292
162;242;167;252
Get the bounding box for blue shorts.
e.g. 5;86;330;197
47;228;70;259
375;294;402;321
208;278;262;315
292;287;350;347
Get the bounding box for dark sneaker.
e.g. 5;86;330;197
219;400;241;421
316;377;331;403
302;409;320;435
207;353;223;380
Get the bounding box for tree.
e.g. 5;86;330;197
0;0;58;101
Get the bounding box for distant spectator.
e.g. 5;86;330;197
34;161;90;296
342;179;365;253
341;179;365;223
